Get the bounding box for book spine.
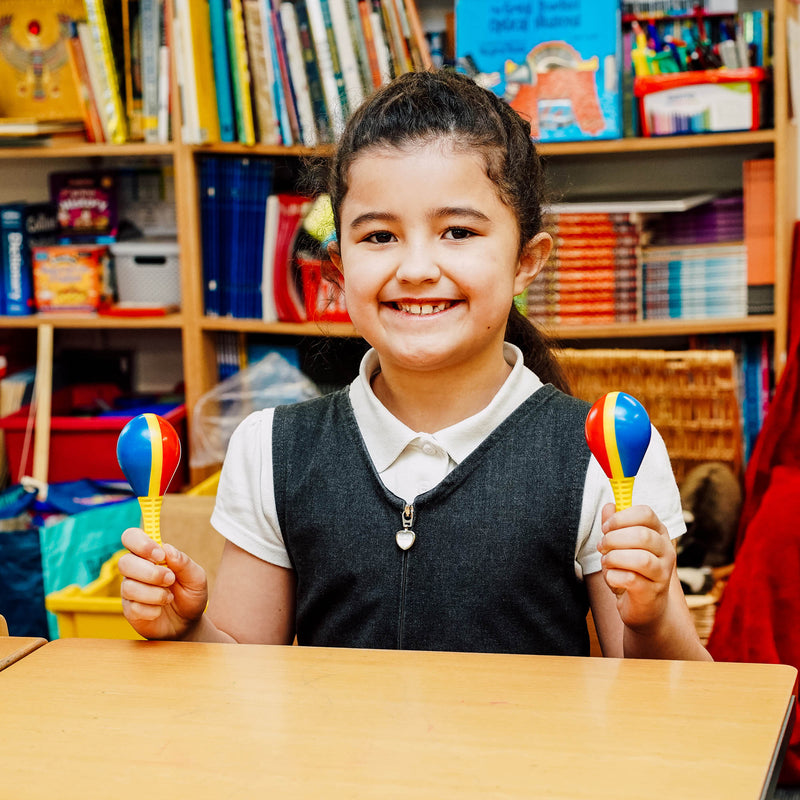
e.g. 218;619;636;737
208;0;236;141
122;0;144;139
345;0;373;93
188;0;221;142
318;0;351;116
327;0;365;113
305;0;346;134
0;206;34;317
141;0;162;141
268;0;304;145
368;5;392;83
401;0;431;69
228;0;256;144
280;2;319;147
357;0;383;88
77;22;113;141
66;26;105;143
157;0;172;142
294;0;333;142
83;0;129;143
174;0;199;142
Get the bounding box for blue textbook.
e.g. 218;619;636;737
455;0;623;143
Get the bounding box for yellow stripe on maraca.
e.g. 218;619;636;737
144;413;163;497
602;392;635;510
141;413;165;549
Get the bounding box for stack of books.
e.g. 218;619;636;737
528;212;640;325
641;196;747;320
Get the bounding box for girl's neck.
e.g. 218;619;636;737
370;355;513;433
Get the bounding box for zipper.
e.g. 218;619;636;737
396;503;415;648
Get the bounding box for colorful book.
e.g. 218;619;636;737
455;0;623;143
357;0;383;89
241;0;283;145
266;0;303;145
280;2;319;147
0;0;86;123
65;23;105;143
209;0;236;141
293;0;333;143
328;0;365;114
177;0;219;143
122;0;144;140
83;0;129;143
305;0;347;134
227;0;256;145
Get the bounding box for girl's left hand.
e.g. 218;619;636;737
597;503;675;631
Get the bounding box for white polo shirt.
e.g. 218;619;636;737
211;344;685;578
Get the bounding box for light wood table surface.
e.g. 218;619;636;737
0;638;796;799
0;636;46;671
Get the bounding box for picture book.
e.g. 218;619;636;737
0;0;86;122
49;170;118;243
455;0;623;142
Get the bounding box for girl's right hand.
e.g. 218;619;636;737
119;527;209;640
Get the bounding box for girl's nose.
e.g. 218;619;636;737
395;243;441;283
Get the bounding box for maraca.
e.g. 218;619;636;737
116;413;181;547
585;392;651;511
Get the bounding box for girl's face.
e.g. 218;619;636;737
329;140;551;382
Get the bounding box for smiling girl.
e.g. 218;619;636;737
119;70;709;661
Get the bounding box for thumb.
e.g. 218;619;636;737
161;543;207;592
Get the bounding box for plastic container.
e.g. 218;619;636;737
634;67;768;137
45;550;142;639
0;384;186;484
110;238;181;307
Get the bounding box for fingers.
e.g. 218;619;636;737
598;505;674;586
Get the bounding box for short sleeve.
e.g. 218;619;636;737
210;408;293;568
575;425;686;577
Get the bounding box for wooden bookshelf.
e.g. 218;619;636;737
0;1;796;487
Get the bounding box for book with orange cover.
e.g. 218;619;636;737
743;158;775;315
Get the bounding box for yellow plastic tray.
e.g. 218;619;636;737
45;550;142;640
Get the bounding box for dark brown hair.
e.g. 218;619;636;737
326;69;569;392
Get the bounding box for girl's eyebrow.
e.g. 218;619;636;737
348;207;490;229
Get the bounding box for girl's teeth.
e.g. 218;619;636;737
399;302;449;315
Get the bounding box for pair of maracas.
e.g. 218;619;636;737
116;392;651;544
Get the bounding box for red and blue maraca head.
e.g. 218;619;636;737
116;413;181;497
585;392;651;480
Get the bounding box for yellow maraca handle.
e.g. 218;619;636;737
137;495;164;548
609;477;635;511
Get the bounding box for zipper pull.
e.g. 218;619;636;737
395;504;416;550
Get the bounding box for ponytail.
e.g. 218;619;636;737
505;307;571;394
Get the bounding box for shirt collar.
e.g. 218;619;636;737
348;344;543;473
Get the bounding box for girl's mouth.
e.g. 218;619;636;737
392;301;456;315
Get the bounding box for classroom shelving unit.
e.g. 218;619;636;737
0;1;796;487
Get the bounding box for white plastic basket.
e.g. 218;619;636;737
110;239;180;306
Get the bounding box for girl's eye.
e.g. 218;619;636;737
445;227;475;240
364;231;396;244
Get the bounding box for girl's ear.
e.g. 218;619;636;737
513;232;552;295
327;240;343;274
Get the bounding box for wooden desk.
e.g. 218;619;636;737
0;638;795;800
0;636;46;671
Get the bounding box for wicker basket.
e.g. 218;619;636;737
559;348;744;485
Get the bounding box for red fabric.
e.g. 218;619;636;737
707;222;800;784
